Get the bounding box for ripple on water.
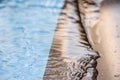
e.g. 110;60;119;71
0;0;64;80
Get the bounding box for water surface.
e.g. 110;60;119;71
0;0;64;80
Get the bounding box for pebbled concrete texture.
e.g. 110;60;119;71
0;0;64;80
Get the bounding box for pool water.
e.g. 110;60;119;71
0;0;64;80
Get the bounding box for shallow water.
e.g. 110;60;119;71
0;0;64;80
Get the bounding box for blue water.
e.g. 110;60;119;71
0;0;64;80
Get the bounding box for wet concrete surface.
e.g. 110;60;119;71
44;0;100;80
44;0;120;80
